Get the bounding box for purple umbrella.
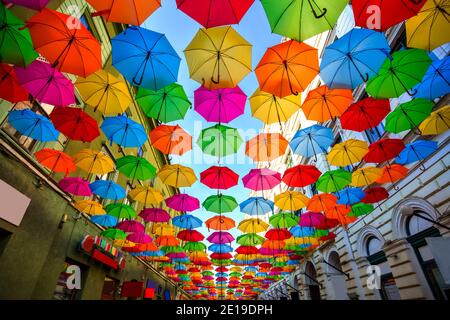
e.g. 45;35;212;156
127;232;152;244
167;252;188;259
165;194;200;212
116;220;145;233
298;211;325;227
242;168;281;191
15;60;75;106
139;208;171;223
259;248;287;256
58;177;92;196
7;0;49;11
194;86;246;123
207;231;234;244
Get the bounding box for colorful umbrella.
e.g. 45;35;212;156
101;228;126;240
320;28;391;89
419;105;450;135
340;97;391;132
245;133;288;162
184;241;207;251
75;70;132;115
0;63;28;102
348;203;374;218
152;223;176;236
58;177;92;196
116;156;156;181
302;85;353;122
90;214;118;227
49;107;99;142
307;193;337;213
316;169;352;193
7;0;49;11
362;187;389;204
335;187;365;206
364;139;405;163
205;215;235;231
74;200;105;216
203;194;238;214
156;236;180;247
200;166;239;190
172;214;203;229
184;26;252;90
8;109;59;142
396;140;438;165
100;116;147;148
128;186;164;206
194;86;246;123
238;218;269;233
327;139;369;167
166;194;200;212
150;124;192;155
260;0;349;42
414;56;450;101
242;168;281;191
90;180;126;200
105;203;137;219
351;167;383;187
239;197;274;216
178;229;205;242
112;27;180;89
139;208;170;223
385;99;433;134
366;49;432;98
269;212;299;228
117;220;145;233
290;225;315;237
127;232;152;244
157;164;197;188
274;191;309;211
282;165;321;188
299;212;326;228
73;149;115;175
207;231;235;244
34;149;75;176
197;124;243;157
209;243;233;253
289;124;334;159
15;60;75;106
325;205;352;225
376;164;409;184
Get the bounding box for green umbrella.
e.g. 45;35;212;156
313;229;328;238
202;194;238;214
284;244;301;251
0;4;38;66
202;271;214;276
116;155;157;181
348;203;374;217
385;99;433;134
273;261;287;267
366;49;432;98
261;0;349;42
161;245;184;254
197;124;243;158
105;203;137;219
211;259;231;265
101;228;126;240
183;241;206;252
316;169;352;193
269;212;299;228
236;233;265;246
229;272;242;277
136;83;191;123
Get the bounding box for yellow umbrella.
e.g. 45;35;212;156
238;218;269;233
113;239;136;247
249;89;301;124
274;191;310;211
230;266;243;272
327;139;369;167
75;69;132;115
419;105;450;135
151;223;175;236
351;167;383;187
189;251;208;259
184;26;252;90
157;164;197;188
128;186;164;206
235;254;258;261
406;0;450;51
74;200;105;215
285;236;319;247
73;149;115;175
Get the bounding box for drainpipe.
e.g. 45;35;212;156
342;228;366;300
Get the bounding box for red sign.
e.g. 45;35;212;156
121;281;144;298
144;288;155;299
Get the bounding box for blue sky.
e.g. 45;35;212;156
143;1;282;250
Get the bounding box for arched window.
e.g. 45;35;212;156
366;236;383;256
406;210;434;236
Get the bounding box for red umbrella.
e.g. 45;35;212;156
319;232;336;242
265;228;292;241
340;97;391;132
315;219;340;230
177;229;204;242
215;266;229;272
362;186;389;204
364;139;405;163
49;107;100;142
210;252;232;260
200;166;239;190
235;246;258;255
0;63;28;103
282;164;321;188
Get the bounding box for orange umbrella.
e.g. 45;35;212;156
324;204;351;225
376;164;409;184
155;235;179;247
205;215;235;231
302;85;353;122
261;240;286;250
149;124;192;155
245;133;288;162
34;149;76;176
255;40;319;98
306;193;338;213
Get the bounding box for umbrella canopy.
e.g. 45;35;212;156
289;124;334;159
8;109;59;142
324;204;352;225
151;223;176;236
376;164;409;184
302;85;353;122
184;241;207;251
157;164;197;188
112;27;180;89
307;193;337;213
255;40;318;98
320;28;391;89
58;177;92;196
0;63;28;103
290;225;315;237
366;49;432;98
335;187;365;206
101;228;126;240
265;229;292;241
351;167;383;187
207;231;235;244
274;191;309;211
194;86;246;123
245;133;289;162
197;124;243;157
327;139;369;167
7;0;49;11
242;168;281;191
203;194;238;214
406;0;450;51
385;99;433;134
419;105;450;135
172;214;203;229
200;166;239;190
340;97;391;132
90;180;126;200
240;197;274;216
75;70;132;115
282;165;321;188
117;220;145;233
260;0;349;42
73;149;115;175
100;116;147;148
166;194;200;212
116;155;156;181
364;139;405;163
127;232;152;244
136;83;191;123
74;200;105;215
396;140;438;165
299;212;326;228
348;203;374;218
49;107;99;143
106;203;137;219
26;8;101;77
316;169;352;193
15;60;75;106
156;236;180;247
86;0;161;26
150;124;192;155
34;149;75;176
184;26;252;90
414;56;450;101
209;243;233;253
139;208;170;223
128;186;164;206
0;4;38;66
362;187;389;204
178;229;205;242
238;218;269;233
205;215;235;231
90;214;118;227
269;212;299;228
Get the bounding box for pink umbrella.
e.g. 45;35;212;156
298;212;325;227
58;177;92;196
139;208;171;223
15;60;75;106
242;168;281;191
6;0;49;11
194;86;246;123
127;232;152;244
116;220;145;233
203;276;214;280
207;231;234;244
165;194;200;212
259;248;287;256
167;252;188;259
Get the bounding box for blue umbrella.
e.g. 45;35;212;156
90;180;126;200
290;225;315;237
101;116;147;148
172;257;190;263
239;197;274;216
244;266;258;272
335;187;365;205
8;109;59;142
112;27;180;90
320;28;390;89
290;124;334;160
209;243;233;253
172;214;203;229
138;250;164;257
414;56;450;100
90;214;118;227
396;140;438;166
215;272;228;277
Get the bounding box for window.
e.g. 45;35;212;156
365;122;385;144
366;236;383;256
53;259;87;300
310;183;318;196
406;211;434;236
79;12;102;43
0;228;12;257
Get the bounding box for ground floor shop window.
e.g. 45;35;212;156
53;259;87;300
101;277;120;300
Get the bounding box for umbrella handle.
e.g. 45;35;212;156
211;76;220;84
306;0;327;19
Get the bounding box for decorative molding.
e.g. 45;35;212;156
355;225;386;258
